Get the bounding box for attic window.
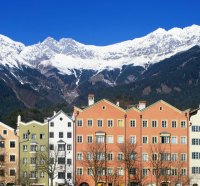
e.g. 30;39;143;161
3;130;7;135
160;107;163;111
60;117;63;121
102;106;106;110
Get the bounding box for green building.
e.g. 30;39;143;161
17;115;48;186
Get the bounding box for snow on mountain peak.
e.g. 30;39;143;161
0;25;200;74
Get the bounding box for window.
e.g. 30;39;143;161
87;152;92;160
142;168;148;176
192;167;200;174
152;153;158;161
117;136;124;143
0;170;4;177
30;157;37;164
31;134;36;140
130;152;137;160
77;135;83;143
130;168;136;175
107;120;113;127
97;120;103;127
171;168;177;175
152;120;157;128
40;171;44;178
161;136;170;144
142;120;148;127
107;153;113;161
192;126;200;132
142;136;148;144
58;144;65;151
162;120;167;128
3;130;7;135
10;141;15;148
30;145;37;152
67;144;72;150
49;132;54;138
87;136;93;143
59;132;63;138
68;122;71;127
181;136;187;144
96;135;105;143
23;171;27;177
97;153;105;160
40;133;45;139
58;172;65;179
108;168;113;175
192;152;200;159
181;153;186;161
142;153;148;161
23;133;28;139
67;173;72;179
77;153;83;160
40;145;45;151
58;157;65;164
49;144;54;150
192;138;200;145
152;136;157;144
107;136;114;143
23;145;28;151
77;168;83;175
181;121;186;128
172;120;177;128
118;119;124;127
50;122;54;127
118;153;124;161
0;141;4;148
77;119;83;127
30;171;37;178
67;132;72;138
88;119;93;127
87;168;92;175
171;154;177;161
117;168;124;175
10;169;15;176
23;157;28;164
130;120;136;127
40;158;45;165
130;136;136;144
171;136;177;144
181;168;187;175
10;155;15;162
161;153;171;161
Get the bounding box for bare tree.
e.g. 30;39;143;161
36;145;60;186
82;142;107;186
118;140;141;186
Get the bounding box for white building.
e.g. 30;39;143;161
190;107;200;186
48;110;74;186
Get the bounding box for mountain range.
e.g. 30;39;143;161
0;24;200;123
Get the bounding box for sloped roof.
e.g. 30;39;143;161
48;110;73;121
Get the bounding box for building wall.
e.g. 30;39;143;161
18;120;48;186
0;122;18;185
190;109;200;185
48;111;74;186
74;99;190;186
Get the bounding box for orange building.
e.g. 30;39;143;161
0;122;18;186
74;95;190;186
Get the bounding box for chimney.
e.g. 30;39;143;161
53;111;56;116
88;94;94;106
137;101;146;110
17;115;21;124
116;100;119;106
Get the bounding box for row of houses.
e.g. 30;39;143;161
0;94;200;186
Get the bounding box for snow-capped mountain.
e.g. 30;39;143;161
0;24;200;110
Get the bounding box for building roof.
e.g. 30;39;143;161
48;110;73;121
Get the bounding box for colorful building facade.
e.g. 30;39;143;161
0;122;18;186
74;95;190;186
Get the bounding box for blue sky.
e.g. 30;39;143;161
0;0;199;46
